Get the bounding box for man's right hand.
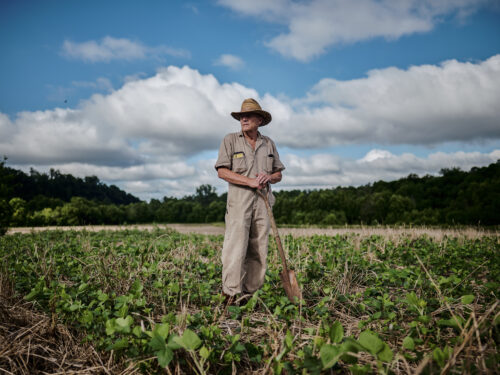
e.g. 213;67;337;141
248;177;265;190
218;167;270;190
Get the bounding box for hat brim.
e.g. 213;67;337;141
231;110;272;126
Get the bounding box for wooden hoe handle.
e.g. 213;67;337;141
256;189;290;274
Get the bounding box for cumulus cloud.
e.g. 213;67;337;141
267;55;500;147
218;0;491;61
45;161;196;182
1;108;139;166
0;65;257;167
2;56;499;198
214;54;245;70
281;149;500;189
61;36;190;62
80;66;258;155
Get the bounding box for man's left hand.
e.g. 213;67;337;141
256;172;271;188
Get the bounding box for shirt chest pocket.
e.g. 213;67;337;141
232;151;247;173
265;154;274;173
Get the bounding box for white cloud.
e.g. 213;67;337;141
214;54;245;70
267;54;500;147
45;162;196;182
0;112;14;141
80;66;257;155
280;149;500;189
217;0;289;20
6;56;496;167
1;108;139;166
2;56;500;198
361;149;393;163
61;36;190;63
0;65;257;167
218;0;491;61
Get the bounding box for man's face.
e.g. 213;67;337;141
240;113;262;132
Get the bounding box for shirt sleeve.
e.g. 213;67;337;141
269;139;285;173
214;134;233;170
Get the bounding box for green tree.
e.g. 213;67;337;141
386;194;415;224
9;197;27;226
195;184;218;206
0;157;14;234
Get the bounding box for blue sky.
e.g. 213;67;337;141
1;0;500;199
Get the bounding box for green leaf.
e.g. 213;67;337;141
232;342;245;353
111;338;129;350
320;344;341;369
329;321;344;344
350;364;371;375
245;343;262;363
199;346;210;360
149;334;167;351
80;310;93;324
169;282;180;293
402;336;415;350
340;338;362;364
116;304;128;318
174;329;201;351
377;343;393;362
153;323;170;339
461;295;474;305
437;316;464;331
115;315;133;333
97;290;108;302
130;279;143;294
167;335;182;350
157;347;174;368
25;287;40;301
433;348;446;367
285;330;293;348
132;325;142;338
105;319;116;335
358;331;384;355
444;345;453;358
417;315;431;324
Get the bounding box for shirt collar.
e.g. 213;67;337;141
239;130;262;138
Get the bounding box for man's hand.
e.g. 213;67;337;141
218;167;281;189
248;178;263;189
256;172;271;187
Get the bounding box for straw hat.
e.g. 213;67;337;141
231;98;272;126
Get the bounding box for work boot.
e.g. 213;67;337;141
237;293;253;307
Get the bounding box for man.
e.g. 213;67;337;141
215;98;285;302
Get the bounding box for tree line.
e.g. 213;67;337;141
272;162;499;226
1;159;499;233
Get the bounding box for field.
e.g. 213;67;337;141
1;226;498;374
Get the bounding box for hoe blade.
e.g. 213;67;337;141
280;269;302;303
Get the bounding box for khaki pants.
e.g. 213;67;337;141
222;193;270;296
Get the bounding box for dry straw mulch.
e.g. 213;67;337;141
0;278;135;375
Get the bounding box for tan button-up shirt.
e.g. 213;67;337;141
215;131;285;205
